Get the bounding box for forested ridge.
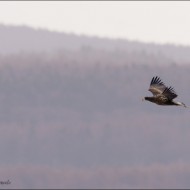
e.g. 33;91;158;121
1;24;190;188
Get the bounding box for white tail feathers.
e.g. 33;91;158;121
176;101;188;108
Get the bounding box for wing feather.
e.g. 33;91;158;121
162;86;178;100
149;76;167;95
148;76;178;100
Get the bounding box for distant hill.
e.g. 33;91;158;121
1;24;190;64
1;24;190;188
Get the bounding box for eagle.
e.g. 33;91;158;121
143;76;187;107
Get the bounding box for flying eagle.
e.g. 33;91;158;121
143;76;187;107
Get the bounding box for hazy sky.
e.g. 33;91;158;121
1;1;190;45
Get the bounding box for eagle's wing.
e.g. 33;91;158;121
162;86;178;100
149;76;167;96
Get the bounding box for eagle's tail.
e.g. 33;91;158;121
173;101;189;108
178;102;188;108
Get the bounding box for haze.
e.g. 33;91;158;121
1;2;190;189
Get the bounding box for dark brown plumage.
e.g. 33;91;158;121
143;76;187;107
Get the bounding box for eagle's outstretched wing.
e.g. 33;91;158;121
149;76;167;95
162;86;178;100
149;76;178;100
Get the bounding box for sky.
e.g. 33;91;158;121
1;1;190;45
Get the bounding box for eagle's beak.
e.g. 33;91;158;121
142;98;145;101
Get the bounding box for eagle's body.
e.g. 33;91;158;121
144;76;187;107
